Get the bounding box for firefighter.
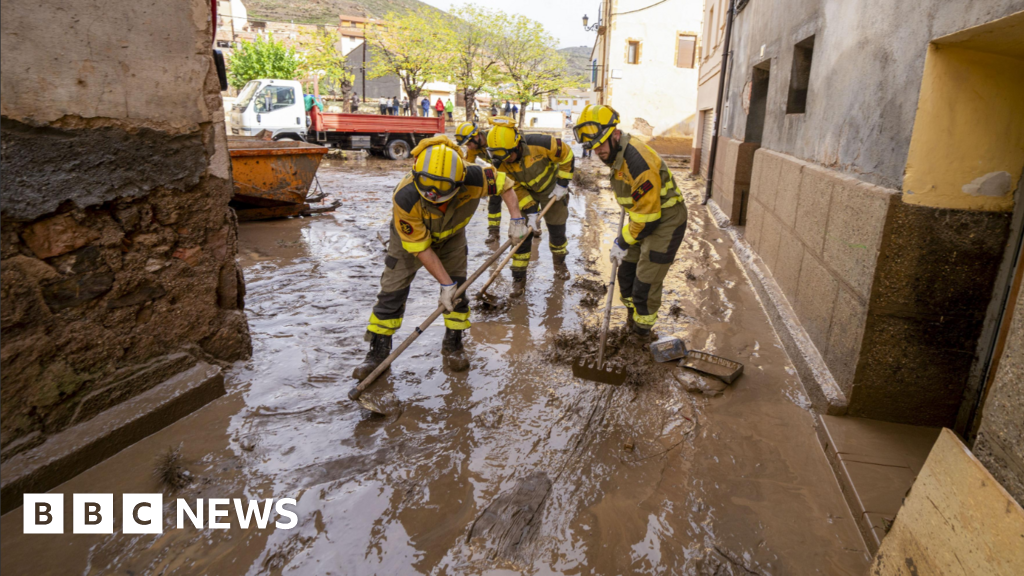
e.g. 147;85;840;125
573;105;687;339
352;137;535;380
455;118;529;244
486;121;575;293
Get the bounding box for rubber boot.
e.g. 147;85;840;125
352;332;392;380
624;310;636;332
510;275;527;297
632;322;655;343
442;328;470;372
552;253;570;280
486;227;501;244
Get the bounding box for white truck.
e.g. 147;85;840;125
226;79;445;159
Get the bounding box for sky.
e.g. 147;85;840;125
417;0;602;49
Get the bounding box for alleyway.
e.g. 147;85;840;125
1;156;871;575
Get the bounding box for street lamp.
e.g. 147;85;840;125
583;14;601;32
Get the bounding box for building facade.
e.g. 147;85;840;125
707;0;1024;514
693;0;728;175
590;0;704;156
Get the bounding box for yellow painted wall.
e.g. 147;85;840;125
903;45;1024;212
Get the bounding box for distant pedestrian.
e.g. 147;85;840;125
444;98;454;122
503;100;511;115
401;96;410;116
421;97;430;117
490;103;498;117
435;98;444;118
511;103;519;121
378;96;387;115
349;93;359;113
391;96;399;115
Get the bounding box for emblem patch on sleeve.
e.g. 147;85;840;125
640;180;654;193
398;220;414;235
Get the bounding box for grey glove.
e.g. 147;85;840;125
439;282;458;313
551;183;569;201
509;217;528;241
526;213;539;232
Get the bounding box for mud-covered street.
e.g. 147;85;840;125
1;155;871;575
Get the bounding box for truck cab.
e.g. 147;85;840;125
228;79;307;140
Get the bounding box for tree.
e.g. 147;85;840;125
226;34;301;90
299;28;355;99
446;5;507;122
366;9;452;106
490;15;582;127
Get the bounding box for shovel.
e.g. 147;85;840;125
476;194;562;309
571;210;627;386
348;235;519;415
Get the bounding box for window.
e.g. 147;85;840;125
786;35;815;114
707;7;714;49
216;40;231;48
627;41;640;64
676;34;697;68
254;85;296;113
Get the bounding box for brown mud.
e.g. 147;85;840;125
0;154;871;575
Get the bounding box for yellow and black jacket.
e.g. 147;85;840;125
495;134;574;199
392;165;535;254
610;133;683;245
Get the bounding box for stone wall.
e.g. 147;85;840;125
0;0;251;458
742;145;1010;426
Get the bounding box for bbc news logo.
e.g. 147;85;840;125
23;494;298;534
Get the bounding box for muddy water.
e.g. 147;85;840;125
0;156;871;575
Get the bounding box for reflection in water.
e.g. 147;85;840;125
0;155;870;575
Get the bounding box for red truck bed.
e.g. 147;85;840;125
310;110;445;134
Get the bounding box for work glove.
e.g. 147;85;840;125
508;217;529;241
609;237;629;267
551;183;569;201
526;213;539;232
439;282;458;313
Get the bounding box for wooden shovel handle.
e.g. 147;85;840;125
597;210;627;366
349;236;516;401
476;193;563;297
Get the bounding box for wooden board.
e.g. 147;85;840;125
871;428;1024;575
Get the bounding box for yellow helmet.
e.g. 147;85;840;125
486;122;521;163
411;139;466;203
488;115;516;128
454;122;477;145
574;104;620;149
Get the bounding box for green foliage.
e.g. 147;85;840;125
445;5;508;119
366;9;453;102
227;34;301;89
299;28;355;97
488;14;584;125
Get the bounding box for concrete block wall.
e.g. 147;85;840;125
746;146;899;399
712;137;759;225
743;143;1011;427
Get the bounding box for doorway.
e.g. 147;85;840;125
745;60;771;143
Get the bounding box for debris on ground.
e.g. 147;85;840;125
548;323;672;387
573;167;601;191
468;471;551;563
154;445;192;490
571;278;606;295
